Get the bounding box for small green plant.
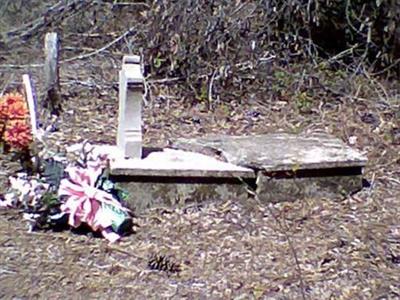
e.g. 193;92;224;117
153;55;166;69
295;92;313;113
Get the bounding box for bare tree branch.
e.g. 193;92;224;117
1;0;95;45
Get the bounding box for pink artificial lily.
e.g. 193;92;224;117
58;157;128;243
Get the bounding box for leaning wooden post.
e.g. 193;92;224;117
44;32;61;114
117;55;143;158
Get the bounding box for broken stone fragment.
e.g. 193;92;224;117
173;132;367;171
173;133;368;202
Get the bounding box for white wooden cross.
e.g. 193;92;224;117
22;74;38;137
117;55;144;158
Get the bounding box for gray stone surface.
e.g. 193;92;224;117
256;173;363;203
109;133;368;211
173;132;367;171
111;176;251;212
110;148;255;178
109;147;254;212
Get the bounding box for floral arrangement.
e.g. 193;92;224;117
0;91;32;152
1;141;132;242
57;143;132;242
0;87;132;243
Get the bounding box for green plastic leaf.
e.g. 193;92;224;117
41;159;65;190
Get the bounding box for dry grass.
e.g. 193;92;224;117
1;182;400;299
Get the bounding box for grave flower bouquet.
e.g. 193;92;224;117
1;141;132;242
57;143;132;242
0;88;132;242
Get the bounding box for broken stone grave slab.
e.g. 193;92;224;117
111;56;367;210
173;132;368;203
109;148;255;212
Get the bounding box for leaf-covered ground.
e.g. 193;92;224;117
1;53;399;299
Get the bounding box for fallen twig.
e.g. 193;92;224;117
147;77;183;84
0;63;43;69
111;1;150;9
106;244;147;260
208;69;217;110
61;26;136;63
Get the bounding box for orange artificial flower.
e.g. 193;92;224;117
0;91;32;151
4;120;32;150
0;92;28;120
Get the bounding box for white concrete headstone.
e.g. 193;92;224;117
117;55;144;158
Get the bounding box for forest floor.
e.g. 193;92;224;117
1;39;400;299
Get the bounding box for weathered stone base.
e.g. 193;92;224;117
111;170;363;212
110;176;253;212
256;168;363;203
